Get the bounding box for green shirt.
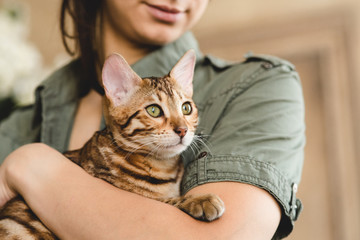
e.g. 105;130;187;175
0;32;305;239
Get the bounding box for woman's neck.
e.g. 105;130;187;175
101;14;156;65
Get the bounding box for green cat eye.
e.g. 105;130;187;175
182;102;192;115
146;105;163;118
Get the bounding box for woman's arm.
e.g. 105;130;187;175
1;143;281;240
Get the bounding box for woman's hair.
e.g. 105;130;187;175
60;0;103;96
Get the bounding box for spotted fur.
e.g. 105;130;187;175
0;51;224;239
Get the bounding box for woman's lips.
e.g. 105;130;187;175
145;3;185;23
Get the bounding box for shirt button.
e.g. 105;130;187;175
198;152;208;159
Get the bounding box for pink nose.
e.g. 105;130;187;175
174;127;188;138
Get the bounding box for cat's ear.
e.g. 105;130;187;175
102;53;142;106
169;49;196;97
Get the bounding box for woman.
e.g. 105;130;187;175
0;0;305;239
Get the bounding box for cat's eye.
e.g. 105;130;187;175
182;102;192;115
146;105;163;118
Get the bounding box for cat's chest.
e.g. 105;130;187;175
88;146;183;199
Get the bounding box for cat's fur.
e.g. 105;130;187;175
0;50;225;239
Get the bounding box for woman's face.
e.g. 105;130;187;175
103;0;209;46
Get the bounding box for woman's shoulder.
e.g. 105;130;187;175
200;52;297;82
194;52;301;107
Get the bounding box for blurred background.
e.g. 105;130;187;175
0;0;359;239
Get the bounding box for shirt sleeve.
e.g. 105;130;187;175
0;105;40;164
181;60;305;239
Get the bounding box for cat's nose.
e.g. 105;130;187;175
174;127;188;138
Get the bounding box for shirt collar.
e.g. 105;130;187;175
37;31;203;106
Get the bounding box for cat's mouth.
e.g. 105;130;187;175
157;142;187;158
161;135;194;152
161;139;189;153
163;142;184;149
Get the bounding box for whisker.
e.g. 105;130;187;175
125;140;155;159
187;143;197;158
192;135;212;155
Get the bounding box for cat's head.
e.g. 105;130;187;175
101;50;198;159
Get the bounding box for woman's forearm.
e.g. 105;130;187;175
5;144;198;239
6;143;281;240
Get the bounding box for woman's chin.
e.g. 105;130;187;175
133;24;185;46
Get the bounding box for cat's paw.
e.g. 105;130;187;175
180;194;225;221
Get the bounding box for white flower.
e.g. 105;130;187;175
0;1;44;105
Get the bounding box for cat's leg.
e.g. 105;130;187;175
161;194;225;221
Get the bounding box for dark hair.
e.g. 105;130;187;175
60;0;103;96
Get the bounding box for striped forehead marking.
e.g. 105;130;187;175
146;76;175;97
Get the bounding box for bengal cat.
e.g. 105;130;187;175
0;50;225;239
